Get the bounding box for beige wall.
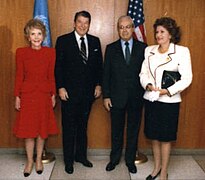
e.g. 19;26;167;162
0;0;204;149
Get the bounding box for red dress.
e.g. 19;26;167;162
13;47;59;139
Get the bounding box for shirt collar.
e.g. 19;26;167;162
151;43;175;54
120;38;133;48
74;31;87;42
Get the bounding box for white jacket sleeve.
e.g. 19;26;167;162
167;47;193;96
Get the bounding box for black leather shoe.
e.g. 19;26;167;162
23;164;33;177
127;163;137;174
36;166;44;174
105;162;116;171
75;159;93;167
65;165;74;174
36;169;43;174
146;169;161;180
23;172;30;177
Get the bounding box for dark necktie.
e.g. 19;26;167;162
80;37;87;64
125;41;131;64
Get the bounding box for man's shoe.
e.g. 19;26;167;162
127;163;137;174
105;162;116;171
75;159;93;167
65;165;74;174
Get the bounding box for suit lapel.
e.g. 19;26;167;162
130;40;138;62
116;40;127;64
149;43;176;67
87;35;92;59
70;31;80;52
148;43;176;78
130;40;142;65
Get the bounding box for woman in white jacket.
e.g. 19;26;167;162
140;17;192;180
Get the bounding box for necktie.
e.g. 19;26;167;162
125;41;131;64
80;37;87;64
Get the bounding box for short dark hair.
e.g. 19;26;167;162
74;11;91;24
153;17;181;44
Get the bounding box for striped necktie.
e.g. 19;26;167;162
80;37;87;64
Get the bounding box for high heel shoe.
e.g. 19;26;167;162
146;169;161;180
35;161;44;175
36;169;43;174
23;163;33;177
23;172;30;177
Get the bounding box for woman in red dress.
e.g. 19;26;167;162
13;19;59;177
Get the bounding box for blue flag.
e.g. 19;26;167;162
33;0;52;47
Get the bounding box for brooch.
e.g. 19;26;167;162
166;57;171;61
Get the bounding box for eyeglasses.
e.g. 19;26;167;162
118;25;133;30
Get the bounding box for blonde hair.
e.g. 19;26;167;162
24;19;46;40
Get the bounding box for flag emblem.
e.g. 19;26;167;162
33;0;52;47
127;0;146;42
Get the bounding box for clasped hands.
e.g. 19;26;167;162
146;84;169;102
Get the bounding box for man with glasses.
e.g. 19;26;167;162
102;15;147;173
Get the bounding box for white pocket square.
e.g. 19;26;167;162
94;49;98;51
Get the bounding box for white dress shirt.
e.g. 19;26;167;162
74;31;89;57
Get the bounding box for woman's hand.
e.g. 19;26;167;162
15;96;21;111
51;95;56;108
159;89;171;96
146;84;159;91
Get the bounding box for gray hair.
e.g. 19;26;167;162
117;15;135;28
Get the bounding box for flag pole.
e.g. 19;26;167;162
33;0;55;164
41;147;56;164
127;0;148;164
135;151;148;164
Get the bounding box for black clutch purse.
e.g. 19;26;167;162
161;70;181;89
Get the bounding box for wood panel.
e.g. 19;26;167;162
0;0;204;149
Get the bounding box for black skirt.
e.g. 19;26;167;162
144;100;180;142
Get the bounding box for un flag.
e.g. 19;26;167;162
33;0;52;47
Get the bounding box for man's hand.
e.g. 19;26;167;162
103;98;112;111
59;88;69;101
94;85;102;98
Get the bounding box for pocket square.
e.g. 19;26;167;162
94;49;98;51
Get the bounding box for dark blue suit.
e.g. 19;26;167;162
102;39;147;165
55;31;103;166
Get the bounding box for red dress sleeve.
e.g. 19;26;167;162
14;48;24;97
48;48;56;95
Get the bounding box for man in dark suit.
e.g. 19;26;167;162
102;15;147;174
55;11;103;174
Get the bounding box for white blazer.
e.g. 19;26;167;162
140;43;193;103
